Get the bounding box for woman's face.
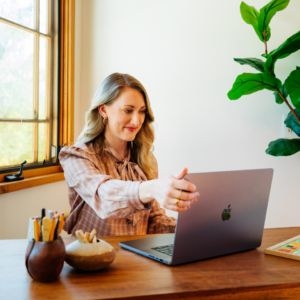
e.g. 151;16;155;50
99;87;147;144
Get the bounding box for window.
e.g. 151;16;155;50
0;0;74;194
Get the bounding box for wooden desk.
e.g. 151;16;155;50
1;227;300;300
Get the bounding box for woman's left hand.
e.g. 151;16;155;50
139;168;200;212
164;167;200;212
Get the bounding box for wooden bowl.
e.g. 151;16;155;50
65;239;116;271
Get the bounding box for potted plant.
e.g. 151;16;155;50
227;0;300;156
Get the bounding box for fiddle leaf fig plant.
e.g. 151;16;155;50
227;0;300;156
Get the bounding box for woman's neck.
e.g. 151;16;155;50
104;136;129;161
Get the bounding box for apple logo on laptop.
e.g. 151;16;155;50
222;204;232;221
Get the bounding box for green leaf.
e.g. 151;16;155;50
258;0;290;42
227;72;281;100
240;2;259;25
284;67;300;108
240;2;262;41
265;30;300;72
284;108;300;136
266;138;300;156
233;57;265;72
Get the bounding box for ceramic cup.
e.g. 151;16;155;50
25;237;65;282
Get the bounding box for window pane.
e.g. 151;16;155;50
0;0;34;29
0;122;51;167
40;0;50;34
0;23;34;119
0;0;62;174
38;123;49;162
39;36;49;120
0;123;34;167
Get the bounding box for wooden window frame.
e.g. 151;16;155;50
0;0;74;194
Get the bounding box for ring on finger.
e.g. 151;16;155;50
176;199;181;208
178;189;182;200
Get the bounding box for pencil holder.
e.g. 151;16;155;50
25;237;65;282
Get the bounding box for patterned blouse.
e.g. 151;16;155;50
59;141;176;236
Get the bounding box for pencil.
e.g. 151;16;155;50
48;217;57;241
57;213;65;235
42;217;52;241
33;218;40;241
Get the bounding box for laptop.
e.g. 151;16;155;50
120;168;273;265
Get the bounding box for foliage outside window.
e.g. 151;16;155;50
0;0;74;193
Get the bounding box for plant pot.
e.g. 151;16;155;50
25;237;65;282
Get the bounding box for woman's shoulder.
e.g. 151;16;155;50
59;141;98;157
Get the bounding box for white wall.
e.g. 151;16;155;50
0;181;69;238
1;0;299;238
75;0;300;228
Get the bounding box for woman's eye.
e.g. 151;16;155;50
124;109;133;114
123;108;146;115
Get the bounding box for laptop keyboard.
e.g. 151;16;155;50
152;244;174;256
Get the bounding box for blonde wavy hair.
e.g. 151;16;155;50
77;72;157;179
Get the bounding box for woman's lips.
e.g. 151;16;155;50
126;127;137;133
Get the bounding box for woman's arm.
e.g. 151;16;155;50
139;168;199;212
59;146;147;219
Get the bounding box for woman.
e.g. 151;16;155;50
59;72;199;236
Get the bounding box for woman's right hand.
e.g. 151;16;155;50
139;168;200;212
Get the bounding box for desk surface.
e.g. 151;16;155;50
1;227;300;300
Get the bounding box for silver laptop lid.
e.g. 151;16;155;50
171;168;273;264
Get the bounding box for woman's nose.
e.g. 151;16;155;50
131;113;142;126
